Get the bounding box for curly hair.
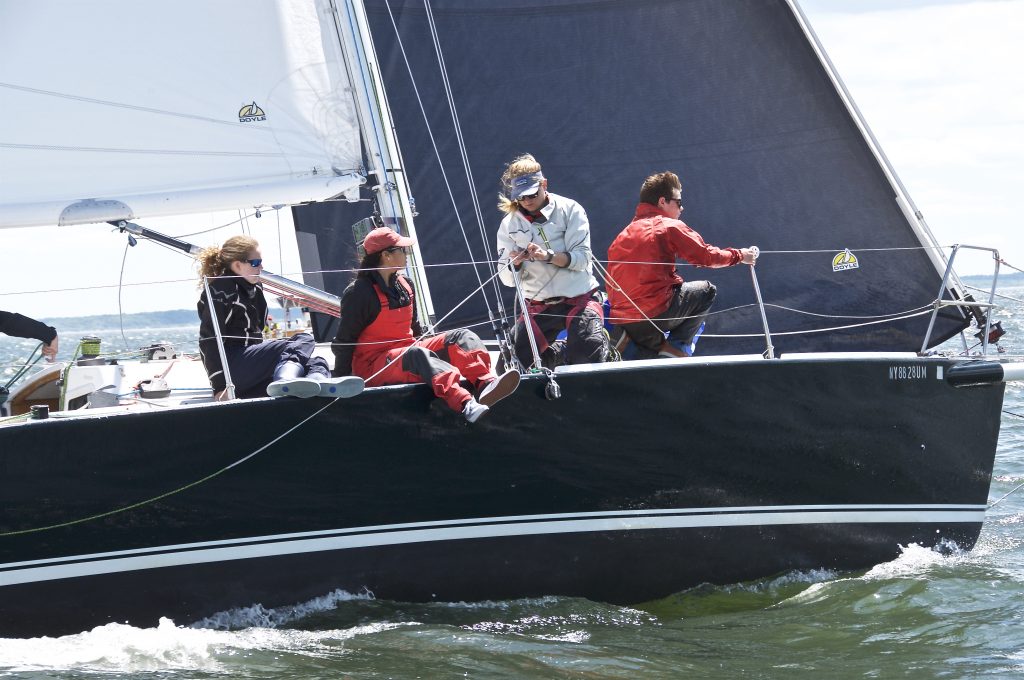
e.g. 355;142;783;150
196;235;259;281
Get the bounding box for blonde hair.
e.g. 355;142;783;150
197;235;259;281
498;153;543;214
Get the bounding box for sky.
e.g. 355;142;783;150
1;0;1021;320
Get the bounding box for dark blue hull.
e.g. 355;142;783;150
0;356;1004;637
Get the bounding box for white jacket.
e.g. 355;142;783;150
495;192;599;301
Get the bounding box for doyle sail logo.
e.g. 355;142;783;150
238;101;266;123
832;248;859;272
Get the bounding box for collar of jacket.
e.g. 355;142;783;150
633;202;668;220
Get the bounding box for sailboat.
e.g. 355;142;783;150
1;0;1020;638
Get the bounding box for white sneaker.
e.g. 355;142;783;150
462;398;489;423
317;376;365;398
266;377;320;398
477;370;520;407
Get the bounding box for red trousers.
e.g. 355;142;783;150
363;329;493;412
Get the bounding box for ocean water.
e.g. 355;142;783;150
1;289;1023;679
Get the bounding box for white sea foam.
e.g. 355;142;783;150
433;595;563;610
0;615;411;674
776;542;969;606
0;617;231;673
0;589;416;674
859;541;968;580
191;587;375;630
535;631;591;643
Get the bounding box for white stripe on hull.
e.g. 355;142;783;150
0;504;986;586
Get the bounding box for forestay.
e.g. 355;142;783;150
0;0;363;228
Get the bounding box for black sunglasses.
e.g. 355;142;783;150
384;246;409;254
518;190;541;201
246;258;263;268
665;197;683;207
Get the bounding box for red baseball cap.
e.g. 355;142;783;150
362;227;416;255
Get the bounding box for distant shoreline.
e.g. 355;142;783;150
35;307;296;332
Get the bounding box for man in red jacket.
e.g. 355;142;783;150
607;171;757;359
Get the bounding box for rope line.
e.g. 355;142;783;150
999;258;1024;276
964;284;1024;305
989;478;1024;509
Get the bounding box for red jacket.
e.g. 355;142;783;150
607;203;741;322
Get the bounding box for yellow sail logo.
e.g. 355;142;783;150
238;102;266;123
832;248;859;272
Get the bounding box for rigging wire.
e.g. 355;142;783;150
421;0;503;297
964;284;1024;305
118;240;131;349
989;479;1024;509
381;0;505;325
276;207;284;273
1000;258;1024;276
753;245;949;255
175;208;275;239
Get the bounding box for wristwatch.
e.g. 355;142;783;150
544;249;555;263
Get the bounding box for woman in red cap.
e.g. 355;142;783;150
332;226;519;422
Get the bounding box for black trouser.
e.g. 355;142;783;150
513;295;608;370
225;333;329;398
617;281;716;359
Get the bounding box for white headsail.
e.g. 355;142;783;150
0;0;363;228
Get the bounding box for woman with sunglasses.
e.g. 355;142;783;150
197;235;333;400
332;227;519;423
495;153;609;370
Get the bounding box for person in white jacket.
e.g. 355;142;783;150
495;154;608;370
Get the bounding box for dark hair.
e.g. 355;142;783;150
639;171;682;206
357;250;384;278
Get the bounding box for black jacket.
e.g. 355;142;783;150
332;272;421;376
0;311;57;344
197;277;267;391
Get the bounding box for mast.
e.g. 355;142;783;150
326;0;436;328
